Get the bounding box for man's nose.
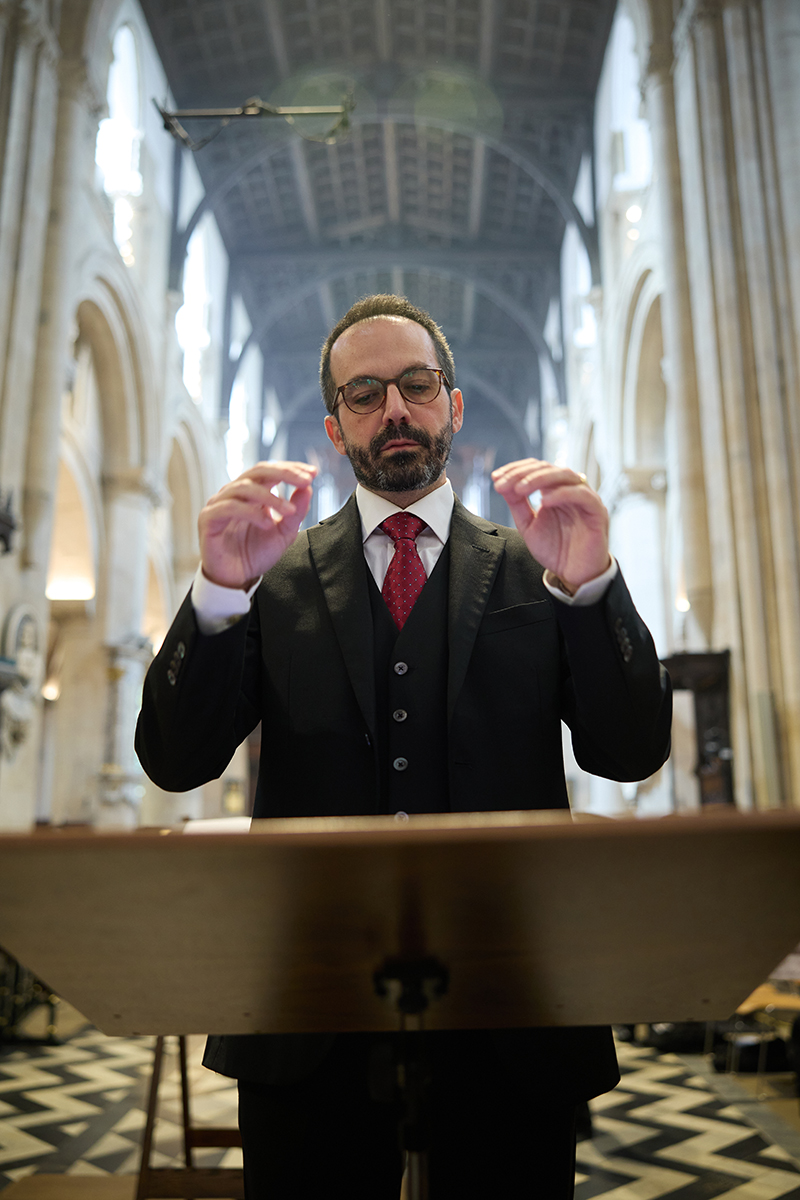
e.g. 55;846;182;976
382;383;411;424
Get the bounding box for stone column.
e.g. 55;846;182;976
643;42;713;649
98;472;156;827
0;4;16;95
97;635;152;829
672;0;790;808
23;57;100;573
0;14;60;494
0;16;36;368
722;0;800;807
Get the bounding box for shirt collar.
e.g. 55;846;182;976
355;479;454;545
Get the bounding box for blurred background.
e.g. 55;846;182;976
0;0;797;828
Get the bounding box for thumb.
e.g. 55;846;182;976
279;484;314;541
504;493;535;533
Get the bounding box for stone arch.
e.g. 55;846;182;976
46;442;100;605
611;269;670;666
167;416;206;598
621;273;667;469
72;256;159;478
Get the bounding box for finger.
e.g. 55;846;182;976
536;484;605;512
200;498;287;531
491;457;547;477
276;484;314;540
494;465;588;496
502;492;537;531
241;461;318;488
209;480;300;515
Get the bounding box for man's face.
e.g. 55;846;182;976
324;317;464;498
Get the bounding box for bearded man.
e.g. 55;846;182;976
136;293;671;1200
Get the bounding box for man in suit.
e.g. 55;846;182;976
136;294;671;1199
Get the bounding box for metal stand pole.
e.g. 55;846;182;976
374;956;448;1200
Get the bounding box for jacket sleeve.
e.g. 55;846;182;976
555;569;672;781
135;590;262;792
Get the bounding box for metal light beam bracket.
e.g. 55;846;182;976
155;93;354;151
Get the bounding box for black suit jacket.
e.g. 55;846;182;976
136;496;671;1097
137;496;671;810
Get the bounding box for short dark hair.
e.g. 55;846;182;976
319;294;456;415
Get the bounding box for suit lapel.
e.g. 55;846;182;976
447;499;506;722
307;495;376;739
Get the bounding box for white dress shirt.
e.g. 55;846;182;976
191;479;617;633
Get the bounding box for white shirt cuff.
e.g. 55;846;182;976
191;566;261;635
543;557;618;607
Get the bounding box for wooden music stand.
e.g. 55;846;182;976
1;808;800;1198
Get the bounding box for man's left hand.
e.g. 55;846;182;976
492;459;611;593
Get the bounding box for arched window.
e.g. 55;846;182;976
175;228;212;402
95;25;143;266
607;10;652;192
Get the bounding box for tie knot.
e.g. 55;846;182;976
380;513;427;544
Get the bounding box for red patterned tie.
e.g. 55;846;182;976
380;514;428;630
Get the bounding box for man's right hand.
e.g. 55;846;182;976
198;461;318;589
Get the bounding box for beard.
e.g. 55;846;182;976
340;413;454;494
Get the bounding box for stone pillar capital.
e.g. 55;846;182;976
107;633;153;668
673;0;723;60
644;38;674;83
58;55;102;112
103;467;166;508
18;1;60;65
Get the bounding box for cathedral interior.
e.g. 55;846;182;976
0;0;800;1195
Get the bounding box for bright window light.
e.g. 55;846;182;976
225;378;250;479
626;204;642;222
627;228;640;241
175;230;211;402
95;25;142;264
46;577;96;601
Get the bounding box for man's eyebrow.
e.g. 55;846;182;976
349;362;435;378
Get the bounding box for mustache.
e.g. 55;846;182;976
370;425;431;453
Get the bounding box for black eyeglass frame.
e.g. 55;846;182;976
333;367;451;415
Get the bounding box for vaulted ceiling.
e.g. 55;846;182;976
140;0;615;517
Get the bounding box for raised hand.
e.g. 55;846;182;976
492;459;610;592
198;461;318;589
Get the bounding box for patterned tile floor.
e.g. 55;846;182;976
1;1029;799;1196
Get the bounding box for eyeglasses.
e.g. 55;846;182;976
334;367;450;415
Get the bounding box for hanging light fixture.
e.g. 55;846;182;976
155;91;354;151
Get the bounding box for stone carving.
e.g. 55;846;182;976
0;605;44;760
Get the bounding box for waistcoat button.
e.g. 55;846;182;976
393;661;408;675
393;757;409;771
393;709;408;722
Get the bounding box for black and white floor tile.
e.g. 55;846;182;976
0;1031;240;1191
576;1042;800;1199
1;1032;799;1195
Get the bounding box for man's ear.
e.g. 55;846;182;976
451;388;464;434
324;414;348;457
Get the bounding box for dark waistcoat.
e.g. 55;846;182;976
368;543;450;815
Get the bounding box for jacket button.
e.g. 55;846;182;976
393;757;409;771
177;641;186;659
393;709;408;722
167;669;176;686
622;647;633;663
393;662;408;675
